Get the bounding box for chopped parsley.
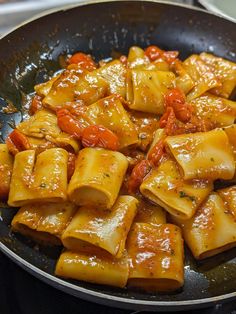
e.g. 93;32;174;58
179;191;196;202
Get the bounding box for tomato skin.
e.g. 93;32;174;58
165;88;186;107
145;45;179;64
57;109;84;139
68;52;96;71
159;107;177;136
147;139;165;167
120;55;127;65
165;88;192;123
29;95;42;116
144;45;163;61
6;129;31;155
128;159;151;194
67;152;76;181
81;125;119;151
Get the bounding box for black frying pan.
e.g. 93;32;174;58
0;0;236;311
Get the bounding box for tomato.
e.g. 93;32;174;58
57;109;84;139
165;88;186;107
128;160;151;193
147;139;165;167
29;95;43;115
6;129;30;155
144;45;163;61
145;46;179;64
68;52;96;71
165;88;192;123
82;125;119;151
119;55;128;65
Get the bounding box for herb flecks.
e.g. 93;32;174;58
179;191;196;202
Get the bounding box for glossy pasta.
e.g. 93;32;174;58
12;202;77;245
68;147;128;209
1;44;236;293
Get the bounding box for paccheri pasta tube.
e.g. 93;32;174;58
62;195;138;257
165;129;235;181
140;159;213;219
8;148;68;206
68;148;128;209
172;191;236;259
11;202;77;245
127;223;184;292
0;144;14;200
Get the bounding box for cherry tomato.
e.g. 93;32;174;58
165;88;192;123
120;55;128;65
147;139;165;167
29;95;43;115
57;109;84;139
165;88;186;107
128;159;151;194
68;52;96;71
82;125;119;151
6;129;31;155
145;45;163;61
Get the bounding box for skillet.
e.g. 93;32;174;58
0;0;236;311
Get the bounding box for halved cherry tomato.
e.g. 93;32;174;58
147;139;165;167
128;159;151;194
144;45;163;61
67;152;76;181
165;88;186;108
68;52;96;71
145;45;179;64
81;125;119;151
120;55;128;65
29;95;43;115
159;107;177;136
57;109;85;139
165;88;192;123
6;129;31;155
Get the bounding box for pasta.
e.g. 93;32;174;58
126;69;175;114
0;144;14;200
127;223;184;291
2;44;236;292
68;147;128;209
55;250;129;288
172;191;236;259
85;95;138;149
8;148;68;206
11;202;77;245
165;129;235;180
140;159;213;219
62;195;138;257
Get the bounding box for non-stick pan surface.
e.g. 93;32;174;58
0;1;236;311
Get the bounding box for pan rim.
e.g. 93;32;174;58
0;0;235;40
0;0;236;310
1;241;236;310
